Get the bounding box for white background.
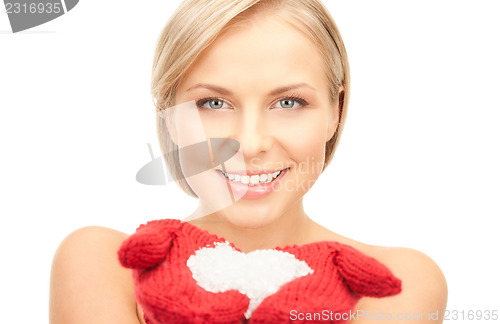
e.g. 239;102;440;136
1;0;499;322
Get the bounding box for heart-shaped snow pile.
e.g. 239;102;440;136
186;242;314;319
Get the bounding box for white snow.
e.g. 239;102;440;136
186;242;314;319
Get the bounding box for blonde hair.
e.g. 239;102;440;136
152;0;350;197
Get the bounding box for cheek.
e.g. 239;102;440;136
290;135;326;178
168;101;208;147
274;115;328;177
194;109;329;170
275;113;328;153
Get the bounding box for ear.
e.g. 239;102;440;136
118;219;181;270
327;86;345;142
166;109;180;146
333;243;402;297
158;107;179;146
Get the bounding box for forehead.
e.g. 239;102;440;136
178;15;328;95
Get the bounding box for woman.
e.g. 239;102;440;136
49;0;447;323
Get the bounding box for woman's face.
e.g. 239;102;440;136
172;14;340;228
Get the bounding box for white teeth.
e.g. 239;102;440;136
221;169;285;185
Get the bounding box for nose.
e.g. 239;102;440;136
234;107;274;158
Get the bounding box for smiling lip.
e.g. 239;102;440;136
216;168;289;200
218;169;284;175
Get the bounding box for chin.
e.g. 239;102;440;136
219;205;280;230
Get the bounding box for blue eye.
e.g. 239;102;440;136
207;99;224;109
279;99;298;109
196;96;308;110
196;98;230;110
272;97;308;109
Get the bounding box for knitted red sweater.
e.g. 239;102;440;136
118;219;401;324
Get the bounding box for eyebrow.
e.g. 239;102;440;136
186;83;316;96
268;83;316;96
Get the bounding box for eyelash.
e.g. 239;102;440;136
195;94;309;110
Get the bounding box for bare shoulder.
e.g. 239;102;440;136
310;223;447;323
49;226;142;324
352;245;448;323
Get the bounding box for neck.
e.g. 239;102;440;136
187;198;314;253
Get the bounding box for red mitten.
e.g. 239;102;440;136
118;219;249;324
249;242;402;323
118;219;179;270
333;243;401;297
118;220;402;324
